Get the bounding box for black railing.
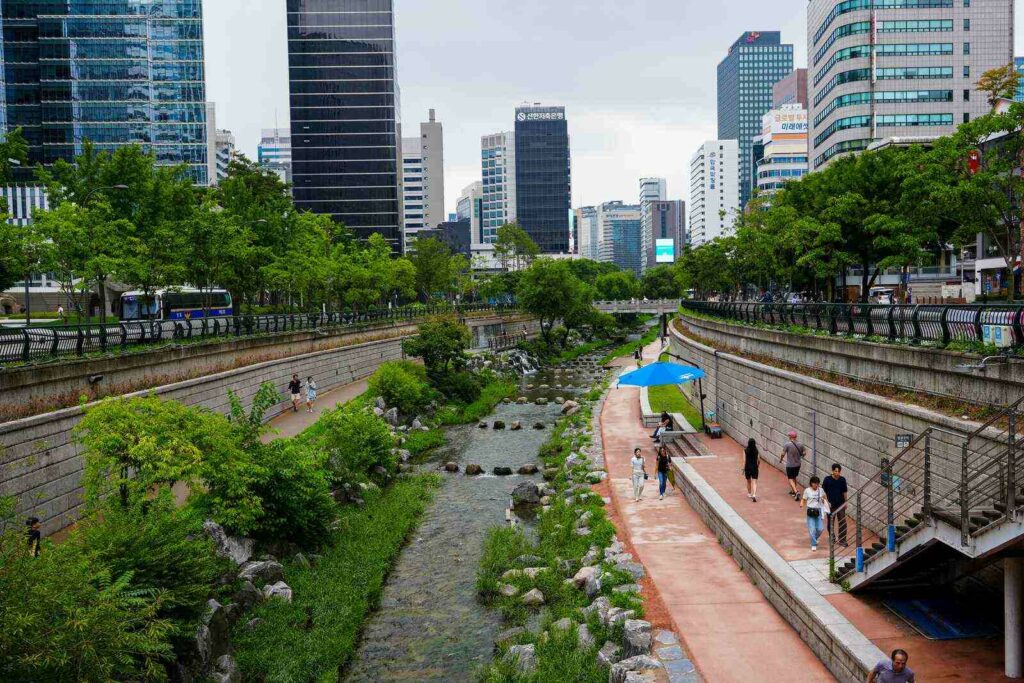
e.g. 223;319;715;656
684;300;1024;348
0;303;516;365
488;331;528;352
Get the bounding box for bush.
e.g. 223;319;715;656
402;428;446;458
367;361;432;417
431;369;482;404
304;407;396;484
436;378;516;425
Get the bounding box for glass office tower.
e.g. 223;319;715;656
286;0;403;249
514;104;570;254
1;1;209;184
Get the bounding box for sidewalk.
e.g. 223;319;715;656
262;379;367;442
601;343;833;682
688;430;1006;681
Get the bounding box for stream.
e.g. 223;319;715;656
344;356;604;682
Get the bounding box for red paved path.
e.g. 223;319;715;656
262;378;367;442
602;344;833;682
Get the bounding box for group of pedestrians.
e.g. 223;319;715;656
287;374;318;413
629;445;674;502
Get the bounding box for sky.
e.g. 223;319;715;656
204;0;1024;215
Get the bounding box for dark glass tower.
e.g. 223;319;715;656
286;0;402;249
717;31;793;207
514;104;570;254
1;0;209;184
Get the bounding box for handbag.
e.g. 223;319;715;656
806;507;820;518
643;469;649;480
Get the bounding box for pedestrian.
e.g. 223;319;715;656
650;412;672;443
631;448;647;502
823;463;849;547
801;476;829;551
743;438;760;502
656;445;672;500
57;305;65;323
867;649;914;683
779;430;807;501
26;517;41;557
633;346;643;368
288;374;302;413
305;376;318;413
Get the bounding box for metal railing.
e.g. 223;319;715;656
684;300;1024;347
0;303;517;365
830;397;1024;584
488;331;528;352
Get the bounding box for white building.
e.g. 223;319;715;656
457;181;484;246
401;110;445;249
258;128;292;185
214;130;235;184
639;177;667;272
480;131;517;244
754;104;808;200
689;140;739;247
575;206;599;261
596;201;643;275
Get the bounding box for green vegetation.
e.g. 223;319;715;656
401;314;472;374
366;360;432;417
647;384;703;431
233;475;439;682
436;378;517;425
401;428;447;459
600;325;660;365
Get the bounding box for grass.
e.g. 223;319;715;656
647;384;703;431
402;428;446;459
436;379;517;425
553;339;610;364
232;474;440;682
599;325;660;365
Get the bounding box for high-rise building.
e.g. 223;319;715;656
754;104;809;201
773;68;808;108
514;104;571;253
689;140;740;247
639;178;667;272
808;0;1012;170
718;31;794;207
481;131;516;244
575;206;599;261
400;109;444;248
258;128;293;184
596;201;642;275
214;130;235;184
457;181;484;246
286;0;403;249
1;1;210;184
1016;58;1024;102
645;200;686;268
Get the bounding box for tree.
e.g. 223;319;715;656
0;220;53;319
30;203;94;319
402;314;472;374
565;258;620;286
410;237;455;301
517;259;591;344
640;265;682;299
977;63;1021;105
0;127;28;183
595;271;639;300
494;223;540;271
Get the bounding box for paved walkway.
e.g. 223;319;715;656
601;343;833;682
262;379;367;442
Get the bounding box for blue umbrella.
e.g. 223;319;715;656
617;362;706;387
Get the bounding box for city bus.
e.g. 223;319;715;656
119;288;233;321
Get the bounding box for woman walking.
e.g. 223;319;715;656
743;438;760;502
631;448;647;502
633;346;643;368
800;476;829;551
656;445;672;500
305;376;318;413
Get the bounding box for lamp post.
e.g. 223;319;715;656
664;351;708;432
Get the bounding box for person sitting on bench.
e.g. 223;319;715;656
651;412;672;443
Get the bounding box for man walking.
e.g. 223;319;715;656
823;463;849;546
779;430;806;501
867;649;914;682
288;374;302;413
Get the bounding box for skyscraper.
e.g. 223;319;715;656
1;1;210;184
773;69;808;108
639;178;667;272
689;140;739;247
457;181;484;245
401;109;445;248
596;201;642;275
807;0;1012;170
717;31;794;207
214;130;236;185
514;104;571;254
575;206;599;261
286;0;403;248
258;128;293;184
645;200;686;268
480;131;516;244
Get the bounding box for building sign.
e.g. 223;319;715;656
761;107;808;137
895;434;913;450
516;110;565;122
709;152;717;190
655;239;675;263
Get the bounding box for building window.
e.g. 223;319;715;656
964;65;970;78
963;89;970;101
964;0;969;5
963;19;970;31
963;42;970;55
963;112;970;123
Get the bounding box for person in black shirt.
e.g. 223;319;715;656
822;463;849;546
26;517;41;557
656;445;672;500
743;438;760;502
288;374;302;413
651;412;672;443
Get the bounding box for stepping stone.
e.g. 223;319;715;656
654;630;678;646
662;657;698;683
656;645;684;661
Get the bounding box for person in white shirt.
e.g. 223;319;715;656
800;476;830;551
630;448;647;502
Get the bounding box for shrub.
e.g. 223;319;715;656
304;407;396;484
402;314;472;374
432;369;482;404
367;361;432;417
402;428;446;458
248;440;337;547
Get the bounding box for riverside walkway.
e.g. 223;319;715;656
601;342;831;682
263;378;368;442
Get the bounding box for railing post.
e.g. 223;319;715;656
974;306;985;342
911;305;922;345
21;329;29;362
940;306;951;346
884;457;896;552
1009;410;1018;518
961;442;970;547
855;491;865;572
923;433;932;517
99;324;107;353
887;306;897;340
76;327;85;357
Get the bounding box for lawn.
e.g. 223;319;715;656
647;383;703;431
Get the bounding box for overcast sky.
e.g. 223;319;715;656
204;0;1024;214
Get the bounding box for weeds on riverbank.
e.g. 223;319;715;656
233;474;439;682
437;379;517;425
600;325;660;365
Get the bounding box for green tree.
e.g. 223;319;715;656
595;270;639;300
0;127;28;183
977;63;1021;105
410;237;455;301
640;265;682;299
517;259;591;344
565;258;621;285
402;314;472;374
494;223;540;271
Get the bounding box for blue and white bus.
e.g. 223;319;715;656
120;288;233;321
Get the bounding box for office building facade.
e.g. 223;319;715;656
480;131;516;244
639;177;667;272
214;129;235;184
575;206;599;261
773;68;809;107
645;200;686;268
259;127;293;184
754;104;809;199
400;109;444;247
286;0;403;248
1;0;210;184
514;104;571;253
808;0;1012;170
718;31;794;207
457;181;484;246
596;201;642;275
689;140;740;247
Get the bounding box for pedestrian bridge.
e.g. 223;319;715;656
594;299;680;315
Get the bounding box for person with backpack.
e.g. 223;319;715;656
779;430;807;501
801;476;829;551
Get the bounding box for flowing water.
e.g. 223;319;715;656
344;361;603;682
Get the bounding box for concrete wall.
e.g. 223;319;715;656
1;315;538;536
677;312;1024;409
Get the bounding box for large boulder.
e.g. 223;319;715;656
607;607;636;626
516;397;528;404
584;572;602;599
443;462;459;473
561;400;580;414
619;561;646;581
210;654;240;683
373;406;385;417
384;407;399;426
465;464;483;475
499;584;519;598
535;397;548;406
533;422;546;430
511;480;542;506
609;655;662;683
493;420;507;430
262;581;293;603
582;596;611;624
521;588;545;607
511;421;523;431
201;600;231;667
507;644;537;674
493;466;513;476
203;521;254;566
517;463;539;475
597;641;623;667
239;560;284;586
572;565;598;589
623;619;653;657
232;580;263;611
411;418;424;430
374;396;386;410
578;623;596;649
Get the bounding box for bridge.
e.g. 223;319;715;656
594;299;680;315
